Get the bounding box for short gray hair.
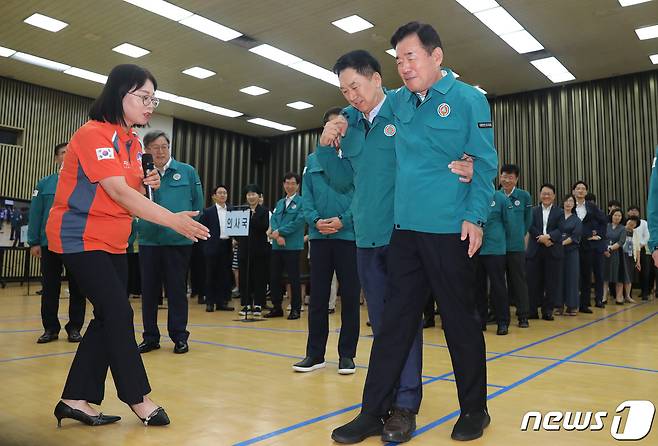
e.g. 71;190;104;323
143;130;170;148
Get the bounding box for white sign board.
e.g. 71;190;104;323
225;209;251;237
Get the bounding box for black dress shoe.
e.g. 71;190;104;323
54;401;121;427
595;302;605;308
496;324;509;335
287;310;301;320
423;318;436;329
382;408;416;443
37;331;59;344
205;304;215;312
264;307;284;318
173;340;189;354
132;406;170;426
580;307;593;313
542;314;554;321
138;341;160;354
292;356;325;372
518;318;529;328
216;303;234;311
451;410;491;441
332;413;384;444
67;329;83;343
338;357;356;375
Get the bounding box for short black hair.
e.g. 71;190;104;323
540;183;556;194
563;194;576;204
390;21;442;55
500;164;520;176
608;199;622;208
54;142;68;157
610;208;624;219
627;205;640;213
323;106;343;125
244;183;262;195
572;180;589;191
89;64;157;127
143;130;170;148
212;184;228;195
627;215;640;227
332;50;381;78
283;172;301;184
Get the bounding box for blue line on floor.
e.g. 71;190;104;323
0;351;75;363
232;302;647;445
395;310;658;444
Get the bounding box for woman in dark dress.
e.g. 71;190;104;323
557;195;582;315
603;209;626;304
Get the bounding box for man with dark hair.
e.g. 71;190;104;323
265;172;305;319
199;184;234;312
333;22;497;443
573;180;608;312
526;183;563;320
28;142;86;344
319;48;473;442
626;205;652;299
499;164;533;326
323;107;343;125
137;130;204;354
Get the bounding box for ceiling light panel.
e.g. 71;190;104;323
386;48;396;57
531;56;576;83
650;54;658;64
0;46;16;57
286;101;314;110
179;14;242;41
239;86;269;96
474;86;488;94
122;0;193;21
248;118;296;132
112;43;150;58
454;0;499;13
619;0;653;6
289;61;340;86
23;13;68;32
64;67;108;84
182;66;216;79
499;29;544;53
474;7;523;35
248;44;302;66
635;24;658;40
331;15;374;34
11;52;71;71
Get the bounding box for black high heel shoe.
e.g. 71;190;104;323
131;406;170;426
54;401;121;427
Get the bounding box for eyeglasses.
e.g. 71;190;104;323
127;92;160;108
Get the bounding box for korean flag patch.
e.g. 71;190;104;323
96;148;115;160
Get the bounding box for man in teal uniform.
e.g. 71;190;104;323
333;22;497;443
317;49;473;442
477;188;510;336
137;131;203;355
647;145;658;268
293;114;361;375
265;172;306;320
499;164;533;327
28;142;86;344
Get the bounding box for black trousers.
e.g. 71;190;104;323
506;251;530;319
40;247;86;334
579;248;604;308
362;231;487;416
270;249;302;311
307;239;360;360
527;248;562;317
639;247;654;297
204;239;233;306
239;253;267;307
477;255;510;325
126;252;141;296
61;251;150;405
139;245;192;344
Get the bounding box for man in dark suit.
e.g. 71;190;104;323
572;181;608;312
199;185;234;312
526;184;564;320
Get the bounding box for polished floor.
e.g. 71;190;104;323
0;282;656;445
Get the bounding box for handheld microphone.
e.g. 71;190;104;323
141;153;155;201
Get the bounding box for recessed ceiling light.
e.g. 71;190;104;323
289;60;340;87
11;52;70;71
173;96;242;117
454;0;500;13
531;56;576;83
24;13;69;32
287;101;314;110
619;0;652;6
122;0;193;21
650;54;658;64
179;14;242;41
0;46;16;57
248;118;296;132
474;7;523;36
635;24;658;40
112;43;150;58
182;66;216;79
386;48;396;57
64;67;108;84
248;44;302;66
331;15;374;34
499;29;544;54
474;85;488;95
239;86;270;96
